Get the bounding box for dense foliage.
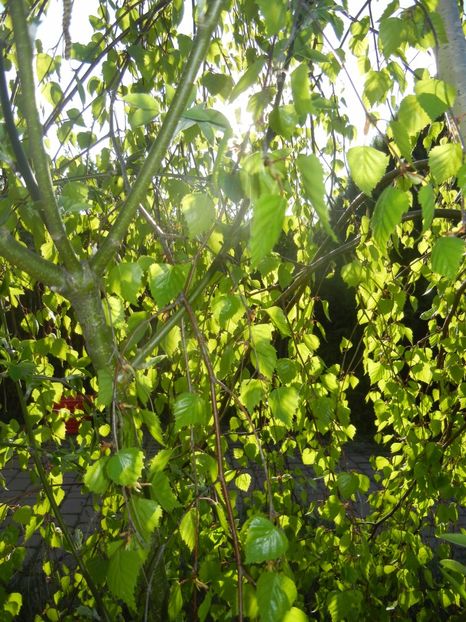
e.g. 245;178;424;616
0;0;465;620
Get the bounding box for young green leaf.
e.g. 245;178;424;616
256;572;296;622
418;184;435;233
244;516;288;563
107;544;145;611
415;78;456;120
229;57;266;101
439;533;466;548
250;194;286;266
106;448;144;486
297;154;336;240
371;187;410;247
291;63;312;119
269;387;299;427
429;143;463;183
83;457;110;494
256;0;287;35
173;392;208;430
397;95;431;136
347;147;389;196
96;368;114;408
431;237;465;279
148;263;189;308
181;193;216;238
131;497;162;541
265;306;291;336
108;262;143;305
180;508;197;552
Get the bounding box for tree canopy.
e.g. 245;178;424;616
0;0;465;620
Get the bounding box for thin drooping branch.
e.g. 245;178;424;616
9;0;81;272
0;44;40;201
91;0;226;276
0;227;66;289
181;294;244;622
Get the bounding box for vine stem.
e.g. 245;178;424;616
181;294;244;621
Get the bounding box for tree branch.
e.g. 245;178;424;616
9;0;80;272
0;226;66;289
91;0;226;275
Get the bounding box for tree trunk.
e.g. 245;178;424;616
436;0;466;147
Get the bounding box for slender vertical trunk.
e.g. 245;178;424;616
436;0;466;147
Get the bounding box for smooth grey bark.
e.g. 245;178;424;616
436;0;466;147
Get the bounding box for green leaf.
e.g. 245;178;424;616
244;516;288;563
347;147;389;195
140;409;164;445
379;17;405;57
123;93;159;127
230;57;266;101
269;387;299;427
181;193;216;238
337;472;359;499
415;78;456;120
364;69;391;106
168;582;183;621
291;63;312;118
150;471;180;511
429;143;463;183
83;457;110;494
327;590;363;622
108;262;143;305
389;120;413;161
371;187;410;247
250;324;277;380
297;154;336;240
256;572;297;622
269;105;299;139
180;508;197;552
440;559;466;575
439;533;466;548
240;379;265;412
418;184;435;233
265;306;291;336
173;392;208;430
250;194;286;266
256;0;287;35
131;497;162;541
398;95;431;136
96;368;114;407
283;608;309;622
106;448;144;486
431;237;465;278
148;263;189;307
182;106;231;131
107;543;144;611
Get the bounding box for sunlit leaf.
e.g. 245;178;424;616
181;193;216;238
250;194;286;266
83;457;110;494
347;147;389;196
148;263;189;307
106;448;144;486
431;237;465;278
429;143;463;183
418;184;435;232
256;572;296;622
371;187;410;247
107;543;145;611
180;508;197;552
297;154;336;239
269;387;299;427
230;57;266;101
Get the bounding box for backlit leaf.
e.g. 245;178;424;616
230;57;266;101
250;194;286;266
371;187;410;247
181;193;216;238
106;448;144;486
429;143;463;183
347;147;389;196
418;184;435;233
297;154;336;239
107;543;145;611
269;387;299;427
83;457;110;494
180;508;197;552
431;237;465;278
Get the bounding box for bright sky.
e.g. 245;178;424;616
35;0;437;150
